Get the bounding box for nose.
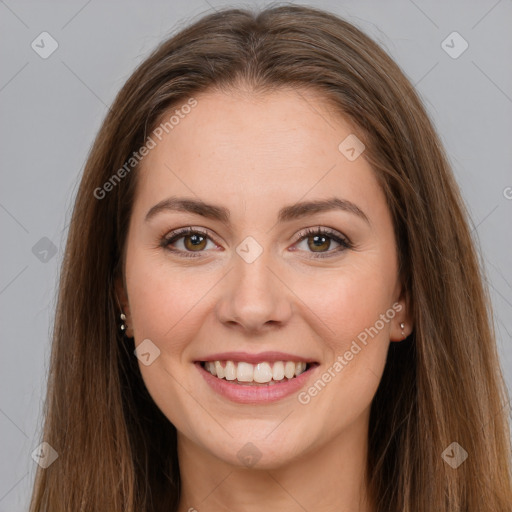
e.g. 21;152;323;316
215;249;293;334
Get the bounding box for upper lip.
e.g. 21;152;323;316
196;351;318;364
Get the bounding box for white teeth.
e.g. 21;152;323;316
206;361;217;376
272;361;285;381
237;362;253;382
214;361;224;379
224;360;237;381
203;360;310;383
254;362;273;383
284;361;296;379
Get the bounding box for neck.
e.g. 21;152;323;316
176;418;373;512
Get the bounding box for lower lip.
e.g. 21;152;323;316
195;362;318;404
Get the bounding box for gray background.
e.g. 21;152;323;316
1;0;511;509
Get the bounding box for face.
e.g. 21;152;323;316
118;87;410;469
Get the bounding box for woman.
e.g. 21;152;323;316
29;4;512;511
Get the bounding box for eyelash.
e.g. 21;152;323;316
160;226;352;259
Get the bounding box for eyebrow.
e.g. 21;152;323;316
145;196;370;225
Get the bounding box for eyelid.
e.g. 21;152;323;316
292;226;352;258
295;226;350;244
163;226;215;241
160;226;220;252
160;225;352;258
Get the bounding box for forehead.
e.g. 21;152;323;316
157;87;356;167
132;87;385;223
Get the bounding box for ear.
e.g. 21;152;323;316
115;275;134;338
390;281;414;343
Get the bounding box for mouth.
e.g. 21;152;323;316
195;357;319;404
197;360;319;386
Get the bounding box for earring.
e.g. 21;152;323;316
400;322;405;338
120;312;127;331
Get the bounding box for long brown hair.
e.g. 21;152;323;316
29;4;512;511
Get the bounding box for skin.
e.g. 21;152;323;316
117;86;413;512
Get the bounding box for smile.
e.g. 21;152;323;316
196;359;320;404
201;360;311;385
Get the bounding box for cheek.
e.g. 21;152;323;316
290;259;395;412
125;246;201;352
294;258;396;348
124;249;209;430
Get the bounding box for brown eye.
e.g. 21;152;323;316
294;227;351;258
183;233;207;251
161;227;216;257
307;233;331;252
